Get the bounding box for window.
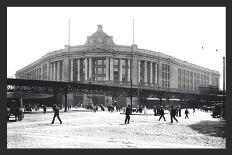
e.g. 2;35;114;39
114;59;119;66
162;64;170;88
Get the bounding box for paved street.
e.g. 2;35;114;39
7;108;226;148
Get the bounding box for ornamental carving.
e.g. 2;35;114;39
84;24;115;48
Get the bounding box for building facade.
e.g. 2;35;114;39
15;25;220;107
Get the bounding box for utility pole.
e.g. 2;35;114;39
222;56;225;118
130;19;135;110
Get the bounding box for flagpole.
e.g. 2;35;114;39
68;19;70;46
133;19;134;45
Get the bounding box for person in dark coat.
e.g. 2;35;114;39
51;104;62;124
170;106;178;123
153;106;157;116
125;104;131;124
178;107;181;117
43;105;46;114
158;107;166;121
185;109;189;119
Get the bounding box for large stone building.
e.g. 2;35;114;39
15;25;220;107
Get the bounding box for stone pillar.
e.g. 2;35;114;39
20;97;23;107
155;62;158;84
144;61;147;83
129;57;138;85
77;59;80;81
119;59;123;82
41;66;43;80
50;62;53;81
57;61;60;81
127;59;131;82
46;63;49;81
84;58;88;81
70;59;73;81
89;58;92;81
62;58;70;82
106;57;109;81
36;69;37;80
158;62;163;86
138;60;141;83
37;68;39;80
150;61;153;84
110;58;114;81
53;62;56;81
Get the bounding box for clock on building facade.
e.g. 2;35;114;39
95;36;104;44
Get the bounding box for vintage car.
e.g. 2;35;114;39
7;106;24;121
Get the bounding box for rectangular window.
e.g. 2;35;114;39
190;71;193;77
178;68;181;74
122;59;126;66
114;59;119;66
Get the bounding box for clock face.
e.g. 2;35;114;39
96;37;104;43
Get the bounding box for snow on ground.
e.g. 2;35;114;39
7;108;226;148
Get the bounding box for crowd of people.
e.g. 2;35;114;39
8;100;210;125
121;104;196;124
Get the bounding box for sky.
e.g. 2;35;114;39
7;7;225;89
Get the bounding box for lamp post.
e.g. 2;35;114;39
130;53;133;110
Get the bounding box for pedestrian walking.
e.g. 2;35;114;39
43;105;46;114
170;106;178;123
153;106;157;116
178;107;181;117
125;104;131;124
193;108;195;113
144;105;147;114
158;107;166;121
185;109;189;119
51;104;62;124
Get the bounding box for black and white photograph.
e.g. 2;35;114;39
7;7;226;149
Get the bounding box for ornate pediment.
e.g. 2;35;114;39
84;25;115;48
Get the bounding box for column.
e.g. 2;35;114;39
150;62;153;84
89;58;92;81
77;59;80;81
35;69;37;80
144;61;147;83
138;60;141;83
119;59;123;82
62;58;69;82
57;61;60;81
50;62;53;81
34;69;36;80
155;62;158;84
105;57;109;81
110;58;114;81
41;66;43;80
127;59;130;82
70;59;73;81
20;97;23;110
36;69;38;80
53;62;56;81
37;68;39;80
84;58;88;81
47;63;49;81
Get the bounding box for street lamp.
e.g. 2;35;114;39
130;53;133;110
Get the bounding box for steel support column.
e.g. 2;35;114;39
64;93;67;112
